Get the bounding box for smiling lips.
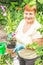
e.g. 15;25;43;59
25;17;33;20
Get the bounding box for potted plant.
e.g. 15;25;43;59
4;10;16;56
6;33;16;57
4;10;16;48
18;42;39;65
18;42;43;65
26;42;43;56
7;33;16;49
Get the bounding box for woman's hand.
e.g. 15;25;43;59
32;38;43;45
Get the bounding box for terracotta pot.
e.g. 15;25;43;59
6;41;16;57
6;48;16;57
11;52;16;57
6;48;13;54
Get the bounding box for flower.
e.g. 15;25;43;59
12;32;16;37
0;5;7;16
0;5;5;12
3;12;7;16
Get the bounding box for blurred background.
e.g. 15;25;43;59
0;0;43;34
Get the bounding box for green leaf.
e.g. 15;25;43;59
38;0;43;4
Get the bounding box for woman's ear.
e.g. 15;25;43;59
32;6;36;14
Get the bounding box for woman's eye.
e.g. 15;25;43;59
29;13;33;15
25;13;28;15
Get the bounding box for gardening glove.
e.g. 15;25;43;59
13;44;25;53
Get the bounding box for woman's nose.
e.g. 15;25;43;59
27;15;30;17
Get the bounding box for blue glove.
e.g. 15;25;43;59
13;44;25;52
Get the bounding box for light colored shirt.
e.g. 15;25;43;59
16;19;42;45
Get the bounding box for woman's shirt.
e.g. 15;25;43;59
16;19;42;45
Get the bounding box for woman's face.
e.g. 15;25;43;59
24;10;35;23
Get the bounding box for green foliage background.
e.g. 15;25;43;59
0;0;43;34
0;0;43;65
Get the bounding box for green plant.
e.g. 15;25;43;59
35;48;43;65
36;12;43;37
36;0;43;12
0;5;7;25
36;0;43;38
35;58;43;65
36;12;43;25
4;11;16;34
0;54;13;65
38;0;43;4
26;42;43;56
37;26;43;37
35;45;43;56
26;42;39;49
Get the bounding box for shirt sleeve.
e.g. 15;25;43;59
32;31;42;39
32;20;42;39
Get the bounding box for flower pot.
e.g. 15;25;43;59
6;40;16;57
7;39;16;49
6;48;16;57
18;49;39;65
7;43;16;49
6;48;13;54
9;39;16;45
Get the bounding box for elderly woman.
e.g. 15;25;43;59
13;4;42;52
12;4;43;65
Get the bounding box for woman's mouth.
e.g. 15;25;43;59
27;18;32;20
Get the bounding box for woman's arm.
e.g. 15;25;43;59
32;38;43;45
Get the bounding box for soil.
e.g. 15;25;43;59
7;43;16;49
18;49;38;59
0;25;7;42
